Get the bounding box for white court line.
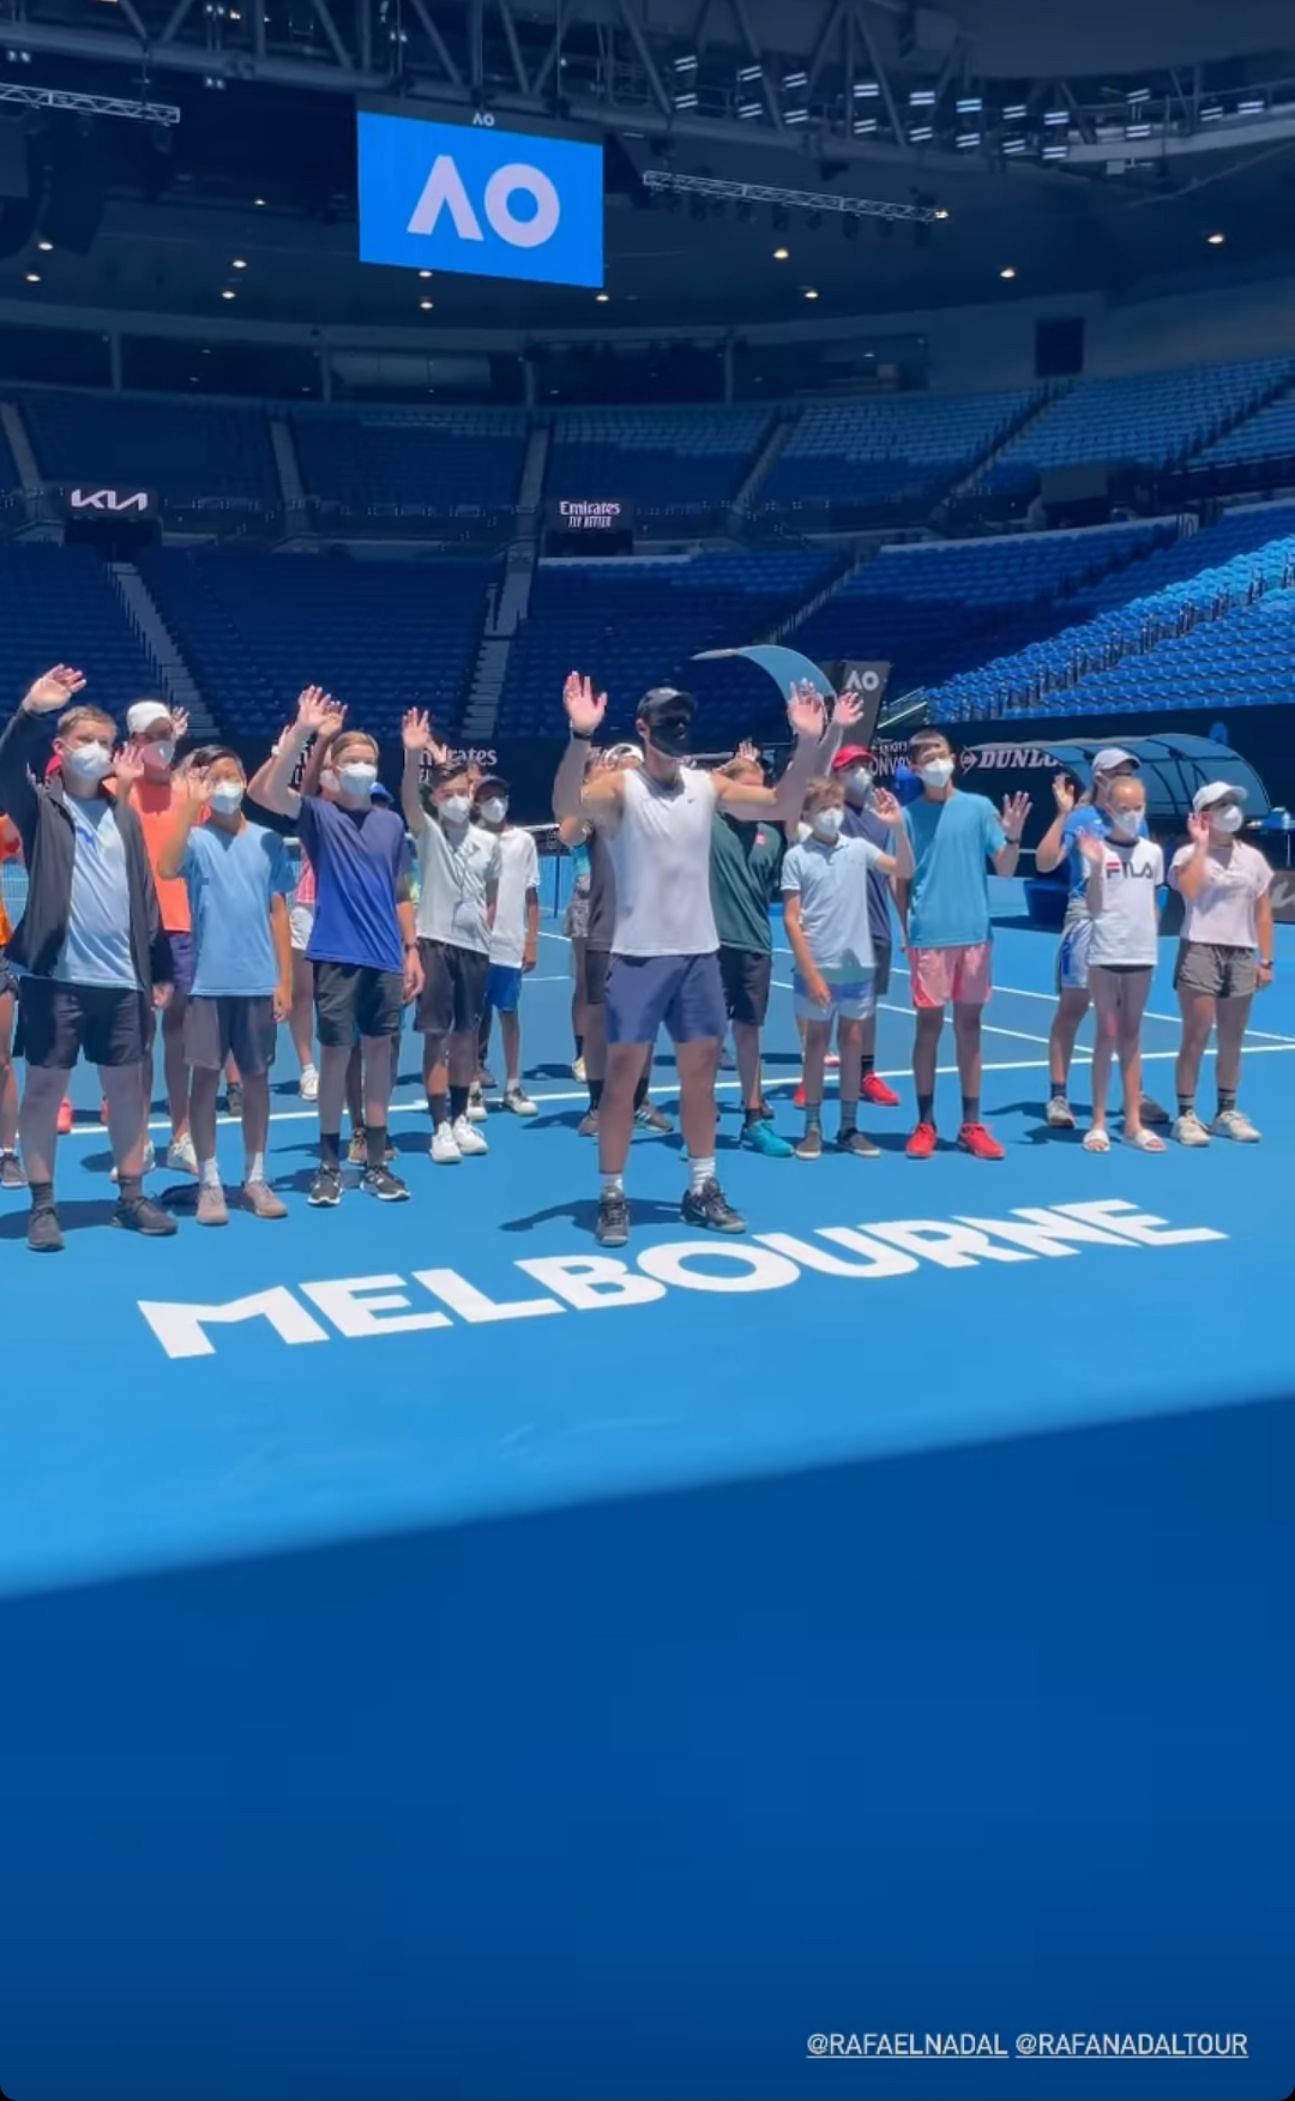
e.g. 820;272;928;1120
53;1040;1295;1140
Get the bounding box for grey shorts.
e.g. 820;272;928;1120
185;994;278;1076
1174;941;1259;1000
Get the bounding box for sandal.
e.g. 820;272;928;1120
1123;1127;1165;1153
1082;1128;1110;1153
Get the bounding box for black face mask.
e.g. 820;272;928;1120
647;718;691;759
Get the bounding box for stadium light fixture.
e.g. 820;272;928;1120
784;107;809;124
737;64;763;83
1002;103;1027;121
909;125;934;142
1206;231;1225;245
231;257;247;269
1125;121;1152;138
999;265;1016;279
24;270;39;282
673;91;699;110
738;100;763;118
909;88;936;106
1237;96;1266;115
852;117;878;134
803;287;819;299
673;53;697;72
595;291;610;301
955;97;982;115
1042;142;1069;160
36;238;52;251
1127;88;1151;105
1043;109;1068;126
853;81;880;98
773;245;790;259
1002;136;1027;154
221;288;236;299
419;297;434;309
1200;104;1225;122
782;71;808;91
955;132;981;149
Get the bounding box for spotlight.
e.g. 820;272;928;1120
803;287;819;300
934;206;950;220
24;271;39;283
221;287;236;299
36;238;52;252
231;257;247;269
419;297;434;309
595;290;610;301
772;246;790;260
418;269;432;279
253;196;266;207
999;265;1016;280
1206;231;1225;245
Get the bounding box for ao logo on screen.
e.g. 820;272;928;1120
357;110;604;289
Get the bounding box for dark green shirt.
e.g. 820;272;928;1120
709;811;786;955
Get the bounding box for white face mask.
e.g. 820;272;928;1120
849;766;873;796
338;761;377;799
144;739;175;770
1110;807;1143;839
919;758;955;789
441;794;471;825
479;797;507;826
1211;804;1244;834
813;807;845;839
64;742;112;782
208;781;245;815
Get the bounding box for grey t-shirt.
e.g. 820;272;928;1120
781;833;886;977
414;813;501;954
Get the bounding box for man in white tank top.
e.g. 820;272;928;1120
553;673;852;1247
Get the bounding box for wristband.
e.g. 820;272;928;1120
570;727;594;743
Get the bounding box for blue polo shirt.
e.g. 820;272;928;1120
903;791;1006;950
184;820;292;998
297;795;407;976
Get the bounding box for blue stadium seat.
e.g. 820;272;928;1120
0;542;160;725
545;408;772;534
761;388;1039;523
20;389;279;513
292;406;527;532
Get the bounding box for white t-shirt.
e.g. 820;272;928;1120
609;766;720;958
1087;835;1164;966
415;814;501;954
488;826;540;968
1169;838;1271;949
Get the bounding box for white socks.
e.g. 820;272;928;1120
199;1157;222;1190
246;1151;265;1185
690;1155;715;1192
601;1170;623;1196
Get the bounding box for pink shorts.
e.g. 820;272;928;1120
908;942;993;1009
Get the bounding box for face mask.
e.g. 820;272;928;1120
813;807;845;839
64;742;112;783
648;719;691;759
480;797;507;826
919;758;955;789
1211;804;1244;834
208;782;245;815
338;762;377;799
144;740;175;770
441;794;471;824
849;766;873;796
1110;808;1142;839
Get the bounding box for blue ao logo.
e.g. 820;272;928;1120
357;111;604;289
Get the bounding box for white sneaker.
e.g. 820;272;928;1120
1211;1107;1261;1143
430;1122;462;1164
1172;1110;1212;1148
111;1138;155;1183
452;1114;488;1157
466;1085;488;1123
1045;1096;1077;1129
299;1064;319;1102
167;1134;199;1176
503;1086;538;1117
572;1054;586;1082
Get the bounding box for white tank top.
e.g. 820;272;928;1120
609;766;720;958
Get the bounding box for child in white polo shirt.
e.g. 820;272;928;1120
1078;773;1164;1154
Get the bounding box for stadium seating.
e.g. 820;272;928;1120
0;542;159;723
292;405;528;533
142;548;497;742
544;409;772;533
787;520;1168;695
930;503;1295;720
20;389;280;514
760;387;1040;524
498;549;838;736
1187;384;1295;486
982;357;1294;494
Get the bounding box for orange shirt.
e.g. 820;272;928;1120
121;776;192;933
0;817;19;949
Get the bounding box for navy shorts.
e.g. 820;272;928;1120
605;951;726;1047
484;962;523;1014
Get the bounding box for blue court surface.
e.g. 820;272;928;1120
2;875;1292;2101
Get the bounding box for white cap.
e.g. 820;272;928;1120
1092;746;1138;776
1192;780;1247;814
126;700;173;737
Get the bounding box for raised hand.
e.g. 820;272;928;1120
179;763;210;807
23;664;87;716
1001;791;1032;843
170;706;190;746
401;707;434;754
871;785;902;827
736;738;761;767
295;685;335;735
319;700;347;741
787;680;828;741
830;688;864;730
111;743;147;793
1078;830;1106;867
563;670;607;739
1187;810;1211;847
1052;772;1076;817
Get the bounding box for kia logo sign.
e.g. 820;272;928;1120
65;485;156;517
357;111;603;288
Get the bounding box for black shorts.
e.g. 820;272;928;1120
719;945;773;1028
416;939;490;1036
314;960;405;1047
873;939;892;999
16;978;147;1070
585;947;612;1008
185;994;278;1077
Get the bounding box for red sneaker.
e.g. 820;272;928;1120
793;1082;807;1110
861;1072;901;1109
906;1120;938;1160
958;1121;1005;1161
56;1096;73;1136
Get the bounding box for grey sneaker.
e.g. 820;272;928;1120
0;1149;27;1189
794;1125;824;1161
503;1086;539;1118
1211;1107;1261;1143
1172;1110;1212;1148
196;1182;230;1227
1045;1096;1077;1129
243;1179;288;1220
836;1128;880;1158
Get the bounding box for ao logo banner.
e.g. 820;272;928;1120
357;111;603;288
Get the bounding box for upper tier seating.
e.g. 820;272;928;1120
292;406;528;532
20;390;279;513
0;542;159;724
544;409;771;533
142;548;497;742
760;387;1038;523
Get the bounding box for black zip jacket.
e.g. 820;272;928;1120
0;706;173;988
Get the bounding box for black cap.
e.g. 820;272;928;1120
475;774;510;799
637;686;696;728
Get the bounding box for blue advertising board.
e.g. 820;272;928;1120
356;110;603;288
